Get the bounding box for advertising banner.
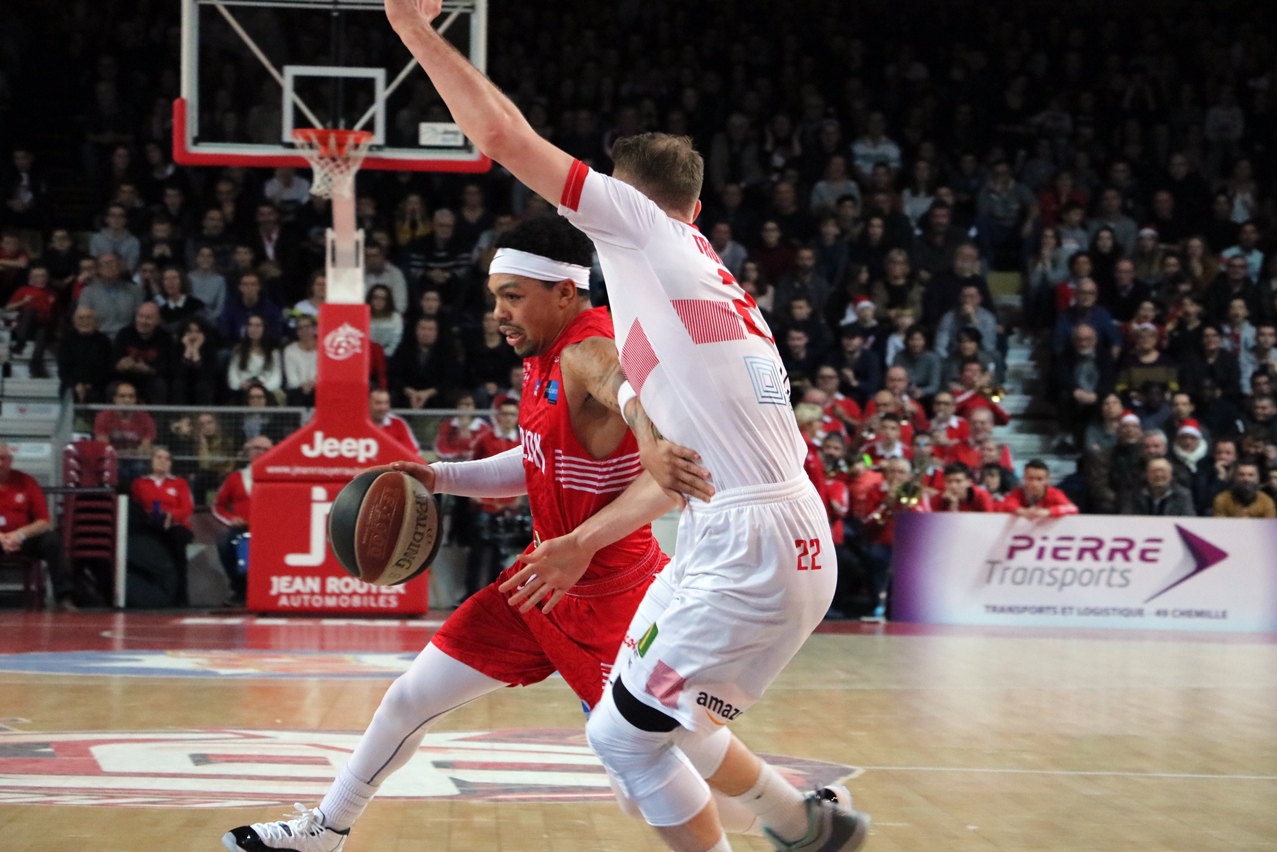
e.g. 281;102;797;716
248;302;427;614
893;513;1277;632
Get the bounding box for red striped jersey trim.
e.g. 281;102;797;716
671;299;747;345
561;159;589;211
621;319;659;394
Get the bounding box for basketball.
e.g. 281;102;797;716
327;470;442;586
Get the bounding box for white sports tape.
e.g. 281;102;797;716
617;380;639;427
490;248;591;290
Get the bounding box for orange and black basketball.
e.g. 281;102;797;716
327;470;442;586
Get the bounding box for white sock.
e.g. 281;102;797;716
712;790;763;836
700;833;733;852
318;766;378;831
732;763;809;843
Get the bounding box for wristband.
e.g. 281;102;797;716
16;531;26;543
617;381;638;427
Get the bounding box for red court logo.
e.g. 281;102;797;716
0;728;855;808
322;322;364;360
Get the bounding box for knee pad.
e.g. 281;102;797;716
586;687;710;827
672;725;733;779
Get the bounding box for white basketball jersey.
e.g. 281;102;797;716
558;161;806;492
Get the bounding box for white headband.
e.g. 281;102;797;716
490;248;591;290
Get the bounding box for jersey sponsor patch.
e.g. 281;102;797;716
744;356;791;406
636;623;658;657
696;691;743;724
546;380;559;404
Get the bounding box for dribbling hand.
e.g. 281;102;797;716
386;460;437;492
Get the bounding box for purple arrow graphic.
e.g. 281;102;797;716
1144;525;1230;603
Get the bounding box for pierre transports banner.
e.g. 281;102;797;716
893;513;1277;632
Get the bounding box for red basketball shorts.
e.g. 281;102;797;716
431;561;661;710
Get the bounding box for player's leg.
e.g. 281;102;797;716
601;557;832;841
587;679;731;852
222;643;505;852
596;484;868;851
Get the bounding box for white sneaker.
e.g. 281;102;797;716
764;788;871;852
222;804;349;852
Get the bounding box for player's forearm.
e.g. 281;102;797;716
16;520;51;539
390;16;567;200
572;472;677;554
431;447;528;498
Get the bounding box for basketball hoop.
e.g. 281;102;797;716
291;128;375;200
292;128;373;304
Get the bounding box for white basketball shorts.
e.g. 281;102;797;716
611;476;836;734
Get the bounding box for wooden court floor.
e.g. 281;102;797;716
0;613;1274;852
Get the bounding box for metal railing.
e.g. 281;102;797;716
74;404;499;506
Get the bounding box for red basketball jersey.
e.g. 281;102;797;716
519;307;663;593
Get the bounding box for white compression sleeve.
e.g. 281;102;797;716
430;447;527;498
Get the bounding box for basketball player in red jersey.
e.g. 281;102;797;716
223;217;837;852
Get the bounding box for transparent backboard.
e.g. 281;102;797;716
174;0;489;173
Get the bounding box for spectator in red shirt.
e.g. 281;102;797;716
911;431;945;495
93;381;157;483
863;365;929;434
129;446;195;604
930;461;996;512
0;444;74;609
928;390;970;457
5;263;56;377
464;399;525;597
795;403;831;504
863;414;913;469
953;358;1011;424
814;364;862;435
433;391;492;461
370;388;421;455
860;456;929;620
212;435;272;604
997;459;1079;519
946;407;1013;470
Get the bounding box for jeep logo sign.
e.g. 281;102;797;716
301;431;379;463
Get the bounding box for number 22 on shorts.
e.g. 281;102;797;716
795;538;822;570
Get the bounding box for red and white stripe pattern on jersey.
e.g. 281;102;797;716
621;319;660;394
554;448;643;495
671;299;747;345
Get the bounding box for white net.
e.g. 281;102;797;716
291;128;374;199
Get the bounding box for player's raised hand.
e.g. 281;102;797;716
499;534;593;614
384;0;442;31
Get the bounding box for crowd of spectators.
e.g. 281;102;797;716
7;0;1277;610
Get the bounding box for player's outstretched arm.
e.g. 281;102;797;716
388;448;528;499
499;472;676;613
385;0;572;205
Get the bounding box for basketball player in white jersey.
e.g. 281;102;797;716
384;1;870;851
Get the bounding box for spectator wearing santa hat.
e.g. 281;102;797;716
843;295;887;361
1170;418;1209;496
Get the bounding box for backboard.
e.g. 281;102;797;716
174;0;490;173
